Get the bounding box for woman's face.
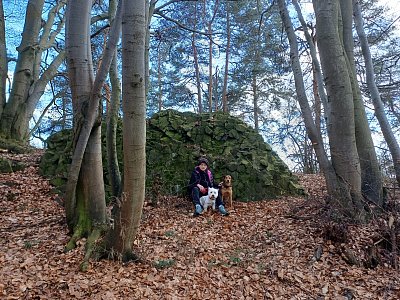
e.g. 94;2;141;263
199;162;207;171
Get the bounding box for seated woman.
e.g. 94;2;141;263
188;157;229;217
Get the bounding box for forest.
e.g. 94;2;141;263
1;0;400;298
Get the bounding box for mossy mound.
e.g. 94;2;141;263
0;135;34;154
39;110;304;201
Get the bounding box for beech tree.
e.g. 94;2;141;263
106;0;122;198
0;0;6;117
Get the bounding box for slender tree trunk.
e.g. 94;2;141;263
205;0;219;112
353;0;400;187
192;34;202;113
222;2;230;113
214;66;219;111
157;46;163;111
252;72;259;130
145;0;156;98
292;0;328;118
339;0;383;206
192;4;202;113
106;0;122;198
0;0;6;117
105;0;146;260
208;23;213;112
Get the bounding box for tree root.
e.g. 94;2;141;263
64;227;84;252
80;228;103;272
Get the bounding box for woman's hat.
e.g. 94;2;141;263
198;157;209;166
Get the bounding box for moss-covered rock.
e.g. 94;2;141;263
0;135;34;154
39;110;304;201
0;157;13;173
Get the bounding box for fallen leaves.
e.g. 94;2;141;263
1;152;400;299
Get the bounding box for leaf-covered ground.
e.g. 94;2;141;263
1;151;399;299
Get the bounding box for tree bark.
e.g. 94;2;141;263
145;0;156;98
222;3;231;113
353;0;400;188
192;3;202;113
252;72;259;130
192;32;202;113
105;0;146;260
106;0;122;198
207;22;213;112
339;0;384;206
0;0;6;117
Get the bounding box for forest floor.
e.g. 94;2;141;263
0;150;400;300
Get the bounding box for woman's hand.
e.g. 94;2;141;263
197;184;206;193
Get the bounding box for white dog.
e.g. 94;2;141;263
200;187;219;213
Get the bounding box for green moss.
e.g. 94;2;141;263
0;157;13;173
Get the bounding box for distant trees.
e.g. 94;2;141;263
0;0;66;142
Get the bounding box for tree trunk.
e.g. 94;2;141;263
339;0;384;206
222;3;231;113
0;0;6;116
292;0;328;119
157;45;163;111
192;33;202;113
105;0;146;261
145;0;156;98
106;0;122;198
252;72;259;130
208;22;213;112
192;3;202;113
205;0;219;112
353;0;400;188
313;0;366;221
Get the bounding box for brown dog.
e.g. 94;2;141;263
219;175;233;208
